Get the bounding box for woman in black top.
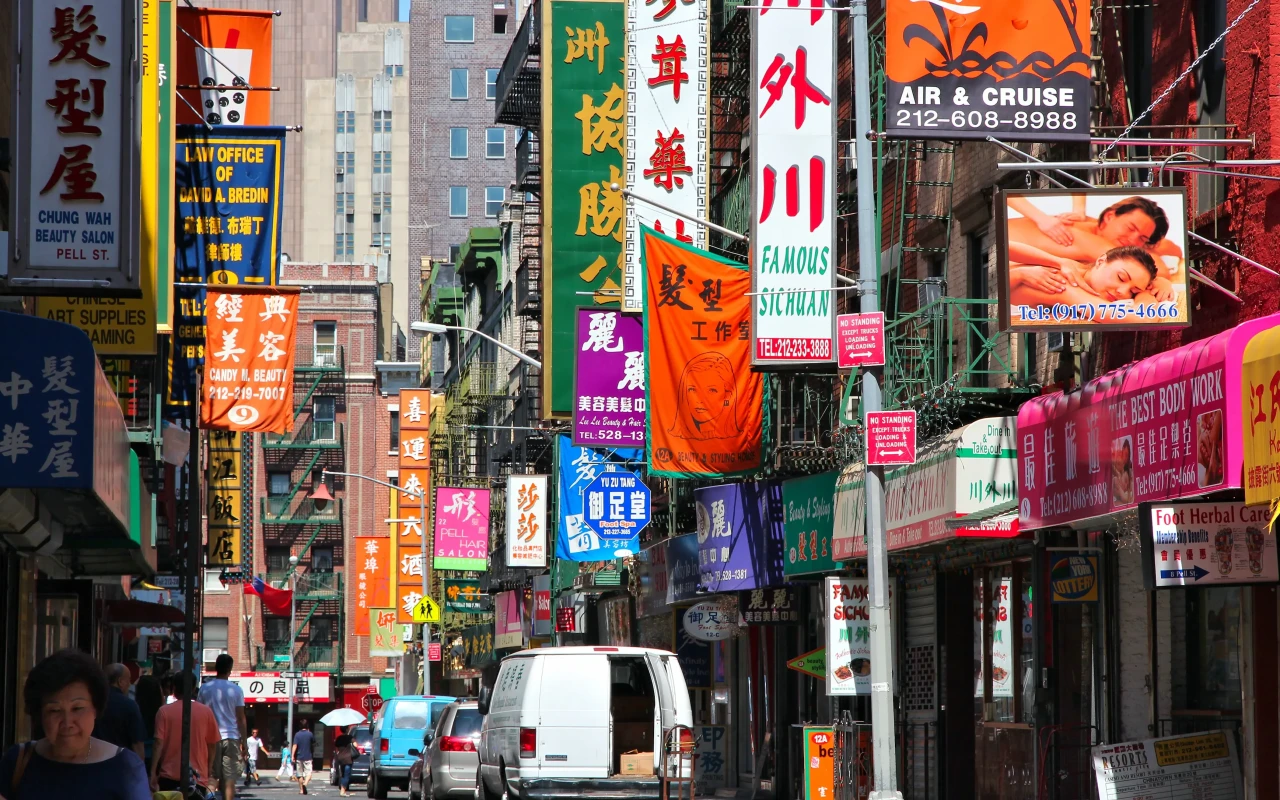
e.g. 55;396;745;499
333;726;356;797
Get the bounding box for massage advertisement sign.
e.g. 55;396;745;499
885;0;1091;141
997;189;1190;332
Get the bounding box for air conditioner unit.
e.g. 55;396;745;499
202;648;225;665
1047;331;1070;352
336;167;345;176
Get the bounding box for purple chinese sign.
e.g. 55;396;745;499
695;482;785;592
434;487;491;571
573;308;646;448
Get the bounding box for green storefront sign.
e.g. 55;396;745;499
783;470;838;576
542;0;625;418
444;579;486;614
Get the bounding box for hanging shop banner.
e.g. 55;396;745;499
1092;731;1243;800
369;609;404;658
676;626;712;689
636;540;671;618
980;577;1014;699
354;537;392;636
533;575;553;637
1241;325;1280;506
1017;314;1280;530
1140;502;1280;588
695;482;785;592
642;228;764;478
495;590;525;650
445;579;486;614
749;1;836;366
574;309;647;448
555;436;643;561
168;125;287;413
622;0;709;313
1050;554;1100;603
825;577;872;696
394;541;426;626
783;470;838;576
463;624;495;669
803;728;836;800
667;533;701;604
206;430;243;566
434;487;491;571
542;0;626;419
885;0;1091;142
582;470;651;544
681;598;739;642
997;189;1190;331
175;7;274;126
11;0;139;295
738;586;801;625
834;417;1019;559
506;475;549;568
200;287;298;432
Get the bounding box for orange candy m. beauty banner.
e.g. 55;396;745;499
201;288;299;433
643;227;764;478
176;7;274;126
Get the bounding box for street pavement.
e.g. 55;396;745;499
233;776;400;798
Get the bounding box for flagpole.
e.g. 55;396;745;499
420;485;431;695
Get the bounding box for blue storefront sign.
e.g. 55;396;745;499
167;125;287;413
675;625;712;689
667;533;701;604
555;436;644;561
695;482;786;592
582;470;651;540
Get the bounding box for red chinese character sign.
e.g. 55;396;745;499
13;0;139;293
866;410;917;466
506;475;549;568
622;0;709;313
201;287;300;433
750;0;837;365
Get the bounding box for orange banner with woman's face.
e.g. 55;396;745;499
201;287;298;432
643;228;763;478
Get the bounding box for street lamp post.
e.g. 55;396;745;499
285;555;299;756
410;321;542;370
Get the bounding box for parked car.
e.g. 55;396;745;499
368;695;457;799
476;647;693;800
409;701;482;800
330;724;374;787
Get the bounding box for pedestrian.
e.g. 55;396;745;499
196;654;247;800
134;663;165;763
245;728;270;787
332;726;356;797
92;663;148;763
149;671;218;793
0;648;150;799
291;719;315;795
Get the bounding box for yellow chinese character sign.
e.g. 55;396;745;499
1243;326;1280;508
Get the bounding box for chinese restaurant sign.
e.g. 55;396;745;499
445;579;486;614
175;8;275;126
396;388;432;549
394;537;425;626
435;487;490;571
543;0;626;418
206;430;245;567
1091;732;1242;800
622;0;709;312
574;309;647;447
168;126;286;412
507;475;549;568
1242;325;1280;506
369;609;404;657
783;471;838;576
555;436;642;561
885;0;1091;141
1017;316;1280;530
750;1;836;366
1140;502;1279;589
643;228;764;478
695;482;784;592
201;288;299;433
824;577;877;697
13;0;139;294
353;537;391;636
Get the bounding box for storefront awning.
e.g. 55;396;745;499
946;499;1019;535
1017;312;1280;531
103;598;186;628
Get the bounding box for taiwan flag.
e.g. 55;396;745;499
244;576;293;615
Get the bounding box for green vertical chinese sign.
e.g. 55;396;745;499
542;0;626;418
783;470;838;576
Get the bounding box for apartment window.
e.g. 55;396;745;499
311;546;334;573
335;192;355;214
389;410;400;452
266;546;292;572
485;186;505;218
486;128;506;159
204;618;229;651
374;109;392;133
336;151;355;175
373;193;392;214
373;151;392;175
384;64;404;77
450;127;469;159
450;68;469;99
313;396;336;441
265;618;289;642
334;233;354;261
449;244;462;264
310;616;337;645
486;69;500;100
314;321;337;366
444;15;475;42
449;186;468;218
335;110;355;133
268;472;291;496
494;14;508;34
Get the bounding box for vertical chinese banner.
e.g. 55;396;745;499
396;388;432;623
506;476;549;568
434;487;491;571
369;609;404;657
622;0;709;312
642;227;763;477
750;2;836;366
573;309;647;447
207;430;243;565
1242;326;1280;506
542;0;626;418
353;537;391;636
201;288;299;432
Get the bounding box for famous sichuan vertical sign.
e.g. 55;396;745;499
543;0;626;418
751;1;836;366
622;0;709;313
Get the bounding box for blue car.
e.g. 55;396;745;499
368;695;457;798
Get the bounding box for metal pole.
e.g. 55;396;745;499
851;0;901;795
420;487;431;695
286;572;296;768
180;408;200;794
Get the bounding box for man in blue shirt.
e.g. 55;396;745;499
92;663;147;762
291;719;315;795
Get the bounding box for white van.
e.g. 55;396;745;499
476;646;694;800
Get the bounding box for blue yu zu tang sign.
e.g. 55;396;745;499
582;470;651;540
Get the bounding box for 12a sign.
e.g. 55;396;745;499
582;470;651;541
836;313;885;369
803;728;836;800
866;410;917;466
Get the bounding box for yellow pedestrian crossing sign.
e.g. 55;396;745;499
412;595;442;624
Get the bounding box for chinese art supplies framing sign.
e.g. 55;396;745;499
1140;502;1280;589
542;0;625;419
885;0;1091;141
622;0;709;313
750;0;836;365
201;288;299;433
997;189;1190;331
12;0;139;294
642;228;764;478
1091;732;1242;800
507;475;548;568
574;309;646;447
435;487;491;571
